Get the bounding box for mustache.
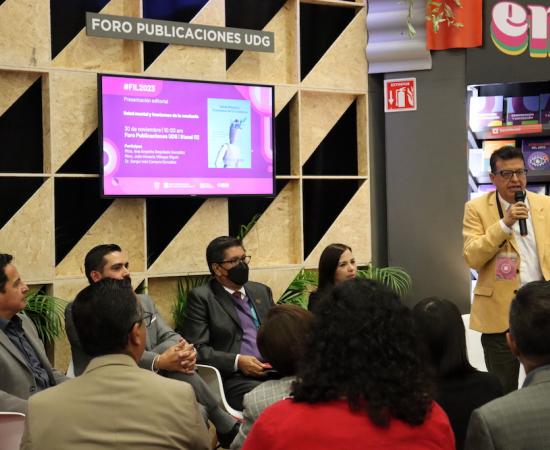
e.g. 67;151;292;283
120;275;132;288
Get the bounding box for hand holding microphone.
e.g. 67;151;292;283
503;191;528;235
514;191;528;236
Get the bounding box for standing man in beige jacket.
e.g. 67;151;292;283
463;146;550;393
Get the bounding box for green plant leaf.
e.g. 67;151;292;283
236;213;261;241
278;269;318;309
22;291;68;344
278;265;412;309
172;275;210;334
427;0;463;34
356;265;412;298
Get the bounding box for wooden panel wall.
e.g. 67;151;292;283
0;0;369;370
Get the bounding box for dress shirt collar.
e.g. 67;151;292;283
498;192;530;211
84;353;138;374
222;285;246;298
522;364;550;388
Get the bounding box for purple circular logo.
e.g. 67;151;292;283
103;139;119;176
528;151;549;169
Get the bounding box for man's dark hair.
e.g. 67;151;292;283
489;146;525;173
72;278;141;357
84;244;122;284
293;278;434;427
205;236;243;275
0;253;13;293
510;281;550;359
257;305;314;376
412;297;475;378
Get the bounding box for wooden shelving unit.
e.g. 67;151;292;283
0;0;371;370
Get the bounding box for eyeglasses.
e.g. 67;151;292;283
217;255;252;266
494;169;528;179
142;311;155;328
129;311;155;332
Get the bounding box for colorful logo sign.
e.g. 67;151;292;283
527;151;550;169
491;2;550;57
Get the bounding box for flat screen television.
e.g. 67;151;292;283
98;74;275;197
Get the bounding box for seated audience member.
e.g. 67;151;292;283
242;279;455;450
307;243;356;312
412;297;502;450
21;279;209;450
465;281;550;449
231;305;314;450
184;236;275;410
0;253;67;413
64;244;238;447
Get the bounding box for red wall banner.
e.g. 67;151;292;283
426;0;483;50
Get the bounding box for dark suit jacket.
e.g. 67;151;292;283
437;371;502;450
0;313;68;412
183;279;274;376
465;365;550;450
66;294;181;375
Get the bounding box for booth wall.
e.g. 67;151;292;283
384;50;470;310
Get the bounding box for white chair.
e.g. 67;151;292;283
195;364;243;421
0;412;26;450
462;314;526;386
66;359;75;378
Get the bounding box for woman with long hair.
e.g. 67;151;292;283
242;279;455;450
308;243;357;312
230;305;314;449
412;297;502;450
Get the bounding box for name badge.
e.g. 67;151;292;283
495;252;518;281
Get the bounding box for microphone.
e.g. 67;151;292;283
514;191;528;236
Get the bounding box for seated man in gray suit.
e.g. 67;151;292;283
465;280;550;450
0;253;67;413
21;278;210;450
184;236;275;410
65;244;238;447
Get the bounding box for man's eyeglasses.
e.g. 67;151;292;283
494;169;528;179
142;312;155;328
218;255;252;266
130;311;155;332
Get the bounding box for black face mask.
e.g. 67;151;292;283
226;261;249;286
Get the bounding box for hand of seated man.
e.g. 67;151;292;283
238;355;269;378
177;339;196;373
155;339;196;374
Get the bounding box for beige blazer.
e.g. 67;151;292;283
463;191;550;332
20;354;210;450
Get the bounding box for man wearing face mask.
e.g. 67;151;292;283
183;236;275;411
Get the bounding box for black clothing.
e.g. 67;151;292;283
437;370;503;450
